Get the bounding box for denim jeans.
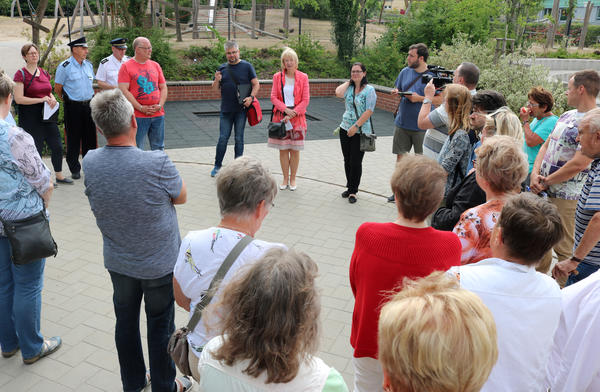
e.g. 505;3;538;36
109;271;176;392
136;116;165;151
565;261;600;287
214;111;246;168
0;237;45;359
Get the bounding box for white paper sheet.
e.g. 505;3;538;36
43;101;59;120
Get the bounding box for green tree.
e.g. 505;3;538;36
329;0;360;63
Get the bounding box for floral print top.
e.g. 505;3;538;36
453;199;505;265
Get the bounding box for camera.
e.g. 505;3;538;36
422;65;454;88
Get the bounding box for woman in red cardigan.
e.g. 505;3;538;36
269;48;310;191
349;154;461;392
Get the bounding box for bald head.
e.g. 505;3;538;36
133;37;152;62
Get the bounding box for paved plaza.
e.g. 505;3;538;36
0;100;400;391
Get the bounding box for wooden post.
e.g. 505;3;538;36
192;0;198;38
283;0;289;37
174;0;182;41
578;1;593;50
251;0;256;39
161;1;165;28
545;0;560;49
79;0;84;37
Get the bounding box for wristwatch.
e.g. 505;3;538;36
570;255;583;263
423;98;432;105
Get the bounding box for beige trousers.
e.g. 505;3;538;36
537;197;577;274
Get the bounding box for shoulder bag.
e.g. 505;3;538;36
267;72;287;139
247;96;263;126
0;209;58;265
351;86;376;152
167;235;254;376
393;71;424;118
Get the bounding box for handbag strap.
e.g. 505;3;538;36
351;85;374;135
21;67;38;95
270;71;285;122
225;64;239;86
185;234;254;331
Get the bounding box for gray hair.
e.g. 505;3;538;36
90;89;134;139
224;40;238;51
132;37;148;51
216;156;277;218
581;108;600;134
0;71;15;100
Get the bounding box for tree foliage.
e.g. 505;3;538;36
329;0;360;63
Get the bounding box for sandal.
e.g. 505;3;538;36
23;336;62;364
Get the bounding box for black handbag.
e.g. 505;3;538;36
167;235;253;376
0;210;58;265
351;86;377;152
267;72;287;139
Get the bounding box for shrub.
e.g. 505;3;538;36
292;0;330;20
88;27;179;79
428;34;568;115
352;36;405;86
329;0;360;63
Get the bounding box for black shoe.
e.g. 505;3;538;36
71;172;81;180
341;190;350;198
387;195;395;203
56;177;74;184
349;195;357;204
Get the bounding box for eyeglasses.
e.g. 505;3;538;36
526;102;540;107
137;46;152;50
26;52;38;57
351;71;363;74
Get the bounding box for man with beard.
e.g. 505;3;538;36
210;40;260;177
388;43;433;202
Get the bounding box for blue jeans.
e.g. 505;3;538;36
565;261;600;287
136;116;165;151
109;271;176;392
214;111;246;168
0;237;45;359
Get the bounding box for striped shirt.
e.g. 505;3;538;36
574;159;600;266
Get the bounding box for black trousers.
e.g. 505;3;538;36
339;128;365;194
63;100;97;174
17;103;63;172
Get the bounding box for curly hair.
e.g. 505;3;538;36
475;135;528;193
528;86;554;112
208;248;321;383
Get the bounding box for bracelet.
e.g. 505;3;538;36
570;255;583;263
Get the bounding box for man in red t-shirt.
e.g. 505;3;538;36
118;36;167;151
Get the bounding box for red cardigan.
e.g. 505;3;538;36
349;222;461;359
270;70;310;130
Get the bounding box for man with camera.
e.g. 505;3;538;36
418;62;480;161
388;43;433;202
210;40;260;177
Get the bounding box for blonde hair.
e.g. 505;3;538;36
280;47;298;71
378;271;498;392
483;107;524;143
475;135;528;193
444;83;471;136
390;154;447;222
0;71;15;100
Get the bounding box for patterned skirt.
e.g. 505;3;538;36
267;128;306;151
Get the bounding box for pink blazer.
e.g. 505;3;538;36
270;70;310;131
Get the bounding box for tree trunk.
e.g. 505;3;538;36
578;1;593;50
32;0;49;45
283;0;289;37
174;0;182;41
545;0;560;49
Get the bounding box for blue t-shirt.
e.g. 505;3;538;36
217;60;257;113
524;115;558;173
394;67;432;131
83;146;183;279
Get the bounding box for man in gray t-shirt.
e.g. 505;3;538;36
83;89;191;392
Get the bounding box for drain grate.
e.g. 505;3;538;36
193;110;321;121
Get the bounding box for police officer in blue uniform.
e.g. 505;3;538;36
54;36;96;180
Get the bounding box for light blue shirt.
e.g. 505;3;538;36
55;55;95;101
4;113;16;126
339;84;376;135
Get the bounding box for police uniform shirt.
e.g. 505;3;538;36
96;54;129;87
55;55;95;101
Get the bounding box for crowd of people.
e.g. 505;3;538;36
0;35;599;392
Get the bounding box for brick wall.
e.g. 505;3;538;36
161;80;398;113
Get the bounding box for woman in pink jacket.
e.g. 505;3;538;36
269;48;310;191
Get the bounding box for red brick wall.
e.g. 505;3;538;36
101;80;398;113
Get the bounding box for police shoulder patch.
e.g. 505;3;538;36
100;58;109;64
62;61;70;67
